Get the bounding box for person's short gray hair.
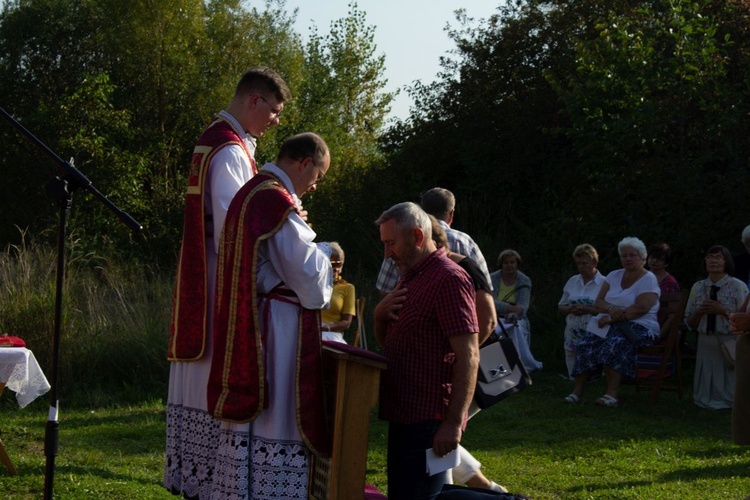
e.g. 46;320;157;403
618;237;647;259
328;241;344;262
375;202;432;241
420;188;455;221
741;225;750;244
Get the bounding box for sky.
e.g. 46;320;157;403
281;0;504;122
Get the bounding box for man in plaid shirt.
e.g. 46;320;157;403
374;202;480;500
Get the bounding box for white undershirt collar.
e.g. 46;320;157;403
219;110;257;154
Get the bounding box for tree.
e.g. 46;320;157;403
0;0;306;264
380;1;578;257
293;2;395;266
545;0;750;278
378;0;750;361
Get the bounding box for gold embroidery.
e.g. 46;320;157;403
214;176;298;420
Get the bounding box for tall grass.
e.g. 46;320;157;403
0;232;172;405
0;226;576;406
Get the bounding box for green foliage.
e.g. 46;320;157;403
291;2;395;269
539;0;750;283
0;0;306;266
378;1;587;326
379;0;750;337
0;0;393;274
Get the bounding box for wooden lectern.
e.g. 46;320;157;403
310;342;388;500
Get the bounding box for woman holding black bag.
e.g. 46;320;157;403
563;237;660;408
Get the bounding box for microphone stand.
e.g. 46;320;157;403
0;107;142;499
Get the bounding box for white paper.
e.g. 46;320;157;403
587;314;611;338
425;447;460;476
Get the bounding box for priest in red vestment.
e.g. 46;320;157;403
207;132;333;499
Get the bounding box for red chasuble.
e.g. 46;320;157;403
207;173;331;457
167;116;256;361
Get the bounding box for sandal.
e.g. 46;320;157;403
595;395;619;407
564;393;580;404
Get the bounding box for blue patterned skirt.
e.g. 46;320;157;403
572;322;657;380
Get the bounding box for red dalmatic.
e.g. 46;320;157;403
168;116;256;361
208;173;331;457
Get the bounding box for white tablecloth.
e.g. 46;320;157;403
498;322;543;372
0;347;51;408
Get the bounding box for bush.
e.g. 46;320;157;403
0;232;172;404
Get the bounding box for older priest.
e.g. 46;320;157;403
207;132;333;499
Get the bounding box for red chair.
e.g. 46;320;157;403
631;290;689;401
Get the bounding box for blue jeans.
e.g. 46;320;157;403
387;420;446;500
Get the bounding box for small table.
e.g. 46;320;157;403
0;347;51;475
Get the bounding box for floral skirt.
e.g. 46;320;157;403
573;322;656;380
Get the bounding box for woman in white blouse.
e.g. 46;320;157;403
558;244;606;378
564;237;660;408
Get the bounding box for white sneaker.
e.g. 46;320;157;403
490;481;508;493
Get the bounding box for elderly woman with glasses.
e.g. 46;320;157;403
685;246;748;409
320;242;356;343
564;237;660;408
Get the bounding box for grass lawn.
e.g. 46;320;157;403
1;371;749;499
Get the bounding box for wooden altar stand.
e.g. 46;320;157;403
310;342;388;500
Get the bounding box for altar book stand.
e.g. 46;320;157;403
310;342;387;500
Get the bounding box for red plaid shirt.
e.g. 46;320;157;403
379;248;478;424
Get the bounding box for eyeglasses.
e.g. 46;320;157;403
258;94;283;119
705;254;726;262
331;260;343;268
310;158;326;184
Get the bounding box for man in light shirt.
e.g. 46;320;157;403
376;187;491;295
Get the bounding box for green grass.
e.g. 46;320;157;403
454;372;750;499
0;396;170;499
363;371;750;499
2;372;749;499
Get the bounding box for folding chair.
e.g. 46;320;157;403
351;297;368;350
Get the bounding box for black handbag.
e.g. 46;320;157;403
473;323;532;409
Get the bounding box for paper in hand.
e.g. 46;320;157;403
425;447;460;476
587;314;611;338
